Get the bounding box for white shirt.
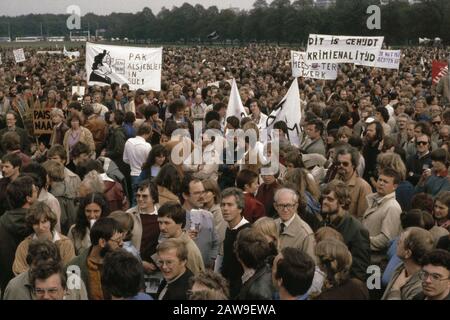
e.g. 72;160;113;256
231;217;250;230
281;213;297;228
252;113;268;132
123;136;152;176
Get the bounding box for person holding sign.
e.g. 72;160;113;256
63;113;95;163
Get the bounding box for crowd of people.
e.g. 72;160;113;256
0;44;449;300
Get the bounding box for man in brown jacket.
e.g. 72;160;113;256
334;145;372;219
83;105;108;157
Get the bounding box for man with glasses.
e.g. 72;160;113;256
156;238;192;300
334;146;372;219
31;261;67;300
128;180;160;274
274;188;315;260
181;175;218;269
406;133;432;186
414;249;450;300
66;218;123;300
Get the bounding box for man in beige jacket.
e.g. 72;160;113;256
362;168;402;264
274;188;316;260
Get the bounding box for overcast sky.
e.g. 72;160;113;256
0;0;258;16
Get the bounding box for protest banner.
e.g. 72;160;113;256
36;51;63;55
306;34;384;66
72;86;86;97
33;109;53;135
13;48;26;63
432;60;448;85
64;46;80;59
263;78;301;147
375;50;401;70
86;42;162;91
291;51;338;80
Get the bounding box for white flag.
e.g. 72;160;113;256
226;78;248;120
13;49;26;63
86;42;162;91
263;78;301;147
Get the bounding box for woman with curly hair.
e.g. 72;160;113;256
313;239;369;300
67;193;110;255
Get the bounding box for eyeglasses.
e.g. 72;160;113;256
34;287;61;296
275;203;297;210
156;260;176;267
418;270;449;282
335;161;351;167
416;141;428;146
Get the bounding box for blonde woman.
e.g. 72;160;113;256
252;217;280;252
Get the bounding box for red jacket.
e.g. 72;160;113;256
103;180;128;212
243;193;266;223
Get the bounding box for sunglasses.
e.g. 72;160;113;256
335;161;351;167
416;141;429;146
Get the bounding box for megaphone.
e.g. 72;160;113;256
419;37;431;45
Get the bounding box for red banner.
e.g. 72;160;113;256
432;60;448;85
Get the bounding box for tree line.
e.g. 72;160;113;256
0;0;449;45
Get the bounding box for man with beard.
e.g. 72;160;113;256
333;146;372;219
362;120;384;185
66;218;123;300
320;180;371;281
